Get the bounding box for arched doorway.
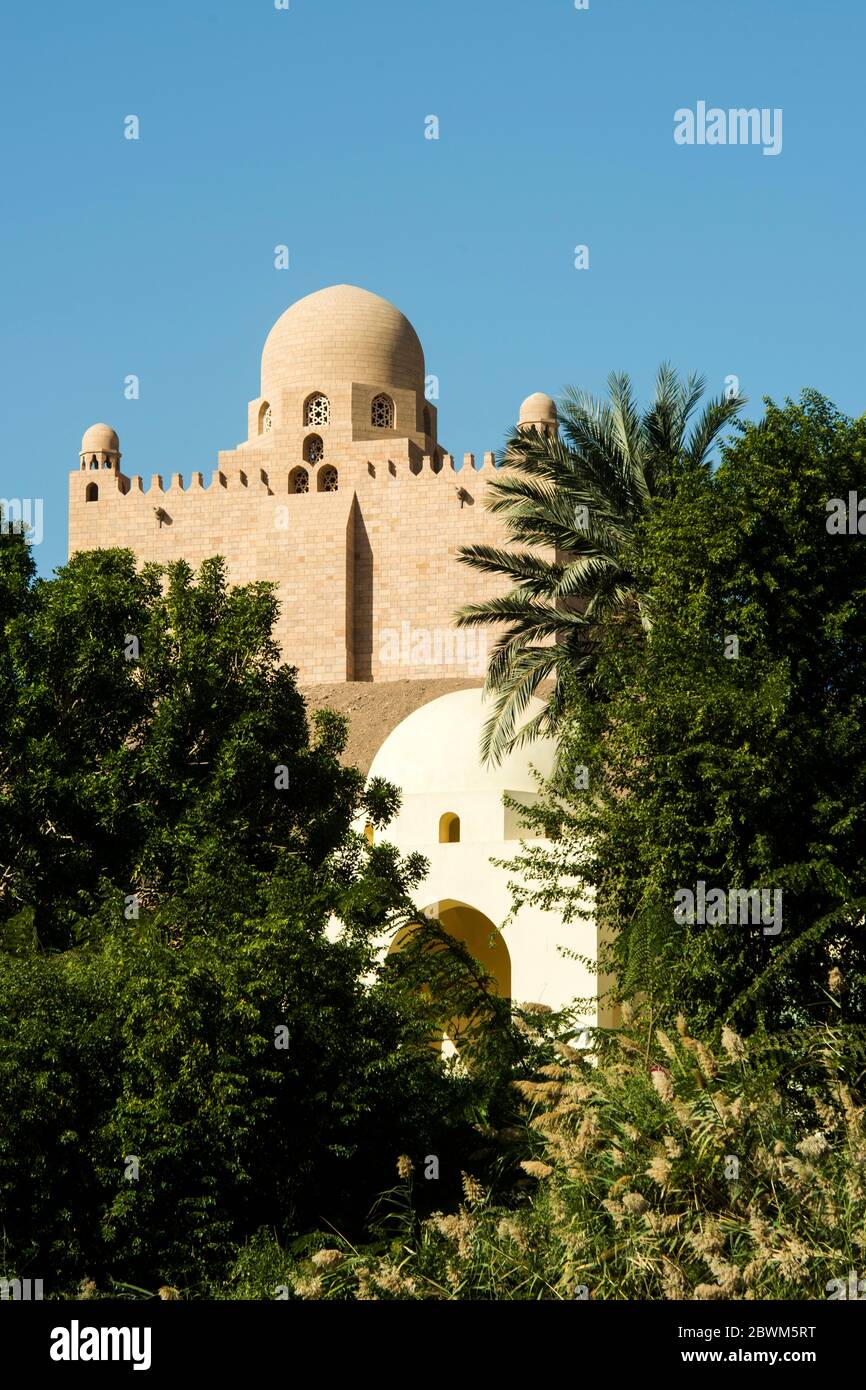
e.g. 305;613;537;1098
388;899;511;1056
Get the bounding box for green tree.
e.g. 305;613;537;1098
0;549;402;951
0;547;520;1291
504;392;866;1031
455;366;744;764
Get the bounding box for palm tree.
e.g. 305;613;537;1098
455;365;745;765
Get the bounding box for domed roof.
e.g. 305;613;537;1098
80;423;120;454
368;689;556;796
261;285;425;398
519;392;557;425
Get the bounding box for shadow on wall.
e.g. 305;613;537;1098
352;500;374;679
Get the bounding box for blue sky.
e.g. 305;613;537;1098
2;0;864;575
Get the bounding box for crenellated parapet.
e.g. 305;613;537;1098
70;449;502;504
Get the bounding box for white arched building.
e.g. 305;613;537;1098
363;688;598;1025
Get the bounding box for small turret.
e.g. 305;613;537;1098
518;392;558;438
80;423;121;472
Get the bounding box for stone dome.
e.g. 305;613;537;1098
80;423;120;455
261;285;425;398
518;392;557;427
367;689;556;796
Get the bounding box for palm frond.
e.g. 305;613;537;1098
686;390;747;466
454;362;745;762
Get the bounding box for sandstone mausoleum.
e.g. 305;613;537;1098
69;284;603;1035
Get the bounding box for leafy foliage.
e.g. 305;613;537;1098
502;393;866;1030
0;546;520;1291
0;548;397;951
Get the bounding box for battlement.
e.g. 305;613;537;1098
71;450;501;501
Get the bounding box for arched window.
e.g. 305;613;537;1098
103;459;112;468
304;434;324;464
304;393;330;427
86;482;99;502
289;466;309;494
90;458;99;470
318;466;338;493
439;812;460;844
371;393;394;428
259;402;272;434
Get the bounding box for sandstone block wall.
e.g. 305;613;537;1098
68;454;527;684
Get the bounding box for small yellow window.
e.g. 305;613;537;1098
439;812;460;844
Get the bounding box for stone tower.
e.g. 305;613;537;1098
69;285;555;685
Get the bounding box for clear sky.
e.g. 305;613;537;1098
1;0;864;576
